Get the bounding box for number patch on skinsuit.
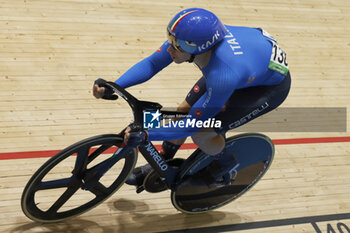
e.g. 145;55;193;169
269;41;289;76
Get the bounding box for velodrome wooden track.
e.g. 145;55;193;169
1;0;350;232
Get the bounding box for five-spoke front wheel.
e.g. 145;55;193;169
21;134;137;222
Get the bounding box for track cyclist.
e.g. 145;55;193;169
93;8;291;189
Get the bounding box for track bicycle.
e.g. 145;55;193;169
21;79;274;222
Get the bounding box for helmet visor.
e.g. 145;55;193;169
167;31;184;52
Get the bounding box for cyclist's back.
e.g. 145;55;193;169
203;25;285;90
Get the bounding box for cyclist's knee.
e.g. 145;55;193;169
191;129;225;155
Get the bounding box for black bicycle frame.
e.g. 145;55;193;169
103;81;185;189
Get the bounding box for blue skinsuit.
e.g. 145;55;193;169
115;26;286;141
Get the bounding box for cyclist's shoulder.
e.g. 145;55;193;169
204;57;240;87
203;46;252;88
224;25;270;45
207;44;242;74
211;25;272;67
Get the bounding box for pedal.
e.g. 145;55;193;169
143;170;168;193
138;158;184;193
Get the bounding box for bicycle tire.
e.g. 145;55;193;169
171;133;274;213
21;134;137;222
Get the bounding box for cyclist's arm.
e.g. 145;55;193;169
115;41;172;88
148;69;237;141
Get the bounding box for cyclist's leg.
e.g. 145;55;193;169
215;72;291;134
165;100;190;146
161;76;207;158
189;128;237;186
159;100;190;160
191;128;225;155
186;72;291;186
126;77;206;187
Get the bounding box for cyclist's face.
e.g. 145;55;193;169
167;33;191;63
167;45;191;63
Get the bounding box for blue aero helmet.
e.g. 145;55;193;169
167;8;227;55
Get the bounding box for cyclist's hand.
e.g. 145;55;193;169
124;126;149;147
93;84;105;99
